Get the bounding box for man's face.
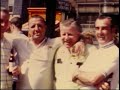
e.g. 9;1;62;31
28;18;46;42
60;25;80;48
0;11;9;33
95;18;114;45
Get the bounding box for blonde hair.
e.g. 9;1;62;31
60;18;82;33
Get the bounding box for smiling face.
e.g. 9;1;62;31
60;25;81;48
95;18;114;45
28;16;46;44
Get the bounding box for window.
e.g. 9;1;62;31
9;6;13;13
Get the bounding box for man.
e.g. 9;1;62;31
0;7;19;89
10;17;23;35
9;16;29;90
72;15;119;89
13;15;59;89
54;18;97;89
9;16;28;65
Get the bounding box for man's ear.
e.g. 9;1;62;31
111;26;117;34
28;30;32;38
45;25;47;29
11;24;15;29
111;27;118;41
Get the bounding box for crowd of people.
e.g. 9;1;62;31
1;7;119;90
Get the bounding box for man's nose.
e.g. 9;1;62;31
34;25;39;31
98;28;103;33
64;34;69;40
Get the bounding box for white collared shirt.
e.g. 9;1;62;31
54;44;97;89
19;37;61;89
99;40;114;48
80;41;119;89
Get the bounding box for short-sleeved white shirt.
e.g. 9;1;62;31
79;41;119;89
18;38;61;89
54;44;97;89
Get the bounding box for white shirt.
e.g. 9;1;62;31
80;41;119;89
19;38;61;89
55;44;97;89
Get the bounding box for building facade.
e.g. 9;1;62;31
58;0;119;31
1;0;22;16
1;0;119;35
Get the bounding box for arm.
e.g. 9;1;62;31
73;41;85;56
102;57;119;77
54;37;85;55
73;57;119;86
72;73;110;90
20;60;29;74
75;71;105;86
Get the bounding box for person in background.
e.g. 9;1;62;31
0;7;19;90
9;16;28;65
54;18;97;89
10;17;23;34
72;15;119;90
9;16;29;90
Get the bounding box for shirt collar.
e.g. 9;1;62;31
30;37;47;49
99;40;114;49
12;31;23;34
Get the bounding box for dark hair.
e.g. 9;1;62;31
29;15;46;25
0;7;9;15
96;14;118;33
10;17;22;29
97;14;116;27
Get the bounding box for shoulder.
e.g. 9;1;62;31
4;32;14;41
110;45;119;52
55;46;68;60
13;33;28;40
13;34;29;43
56;46;66;53
46;37;62;47
47;37;61;43
108;45;119;57
4;33;13;47
4;32;28;41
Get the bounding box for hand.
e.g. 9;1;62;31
96;81;110;90
72;74;78;83
72;71;85;86
72;70;80;83
73;41;85;56
12;66;21;76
